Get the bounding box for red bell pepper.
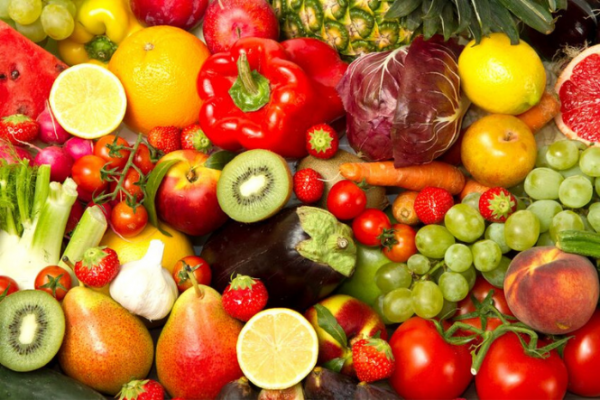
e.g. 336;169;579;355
197;37;347;159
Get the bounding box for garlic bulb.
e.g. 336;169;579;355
109;239;178;321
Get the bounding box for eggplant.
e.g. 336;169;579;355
216;377;258;400
303;367;358;400
201;206;357;311
258;383;304;400
354;382;401;400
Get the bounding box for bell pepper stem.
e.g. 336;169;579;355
237;53;258;95
228;53;271;112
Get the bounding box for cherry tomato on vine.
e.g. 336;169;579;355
133;143;155;175
475;332;568;400
172;256;212;292
71;155;108;193
382;224;417;262
110;201;148;238
563;309;600;397
34;265;72;301
110;169;144;203
94;135;131;170
0;276;19;298
352;209;391;246
389;317;472;400
326;180;366;220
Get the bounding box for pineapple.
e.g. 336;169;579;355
270;0;566;57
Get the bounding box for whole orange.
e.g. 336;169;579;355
108;26;210;134
461;114;537;188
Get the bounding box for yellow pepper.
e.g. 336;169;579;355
57;0;143;67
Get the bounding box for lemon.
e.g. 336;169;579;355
237;308;318;390
100;223;194;274
458;33;546;115
49;64;127;139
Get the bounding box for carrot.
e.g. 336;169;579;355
339;161;466;195
517;91;561;134
459;179;491;201
392;191;419;226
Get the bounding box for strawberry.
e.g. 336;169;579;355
74;247;120;288
293;168;324;204
479;187;517;223
306;123;338;159
0;114;39;144
181;123;212;153
118;379;164;400
414;187;454;224
351;338;395;383
148;126;181;154
222;274;268;322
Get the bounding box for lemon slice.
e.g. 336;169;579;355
237;308;318;390
49;64;127;139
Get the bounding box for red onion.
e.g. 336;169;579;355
37;107;71;145
0;142;33;164
33;146;74;182
64;137;94;161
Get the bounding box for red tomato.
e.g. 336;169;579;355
172;256;212;292
389;317;472;400
109;169;144;203
563;309;600;397
110;202;148;238
0;276;19;298
72;155;108;193
94;135;131;170
326;180;366;220
352;209;391;246
133;143;155;175
457;276;513;317
34;265;72;301
476;332;568;400
382;224;417;262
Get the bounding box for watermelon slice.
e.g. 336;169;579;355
0;21;67;119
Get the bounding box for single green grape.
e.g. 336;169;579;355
546;140;580;170
504;210;540;251
8;0;42;24
47;0;75;17
482;256;511;289
40;4;74;40
411;281;444;319
560;165;593;183
484;223;510;254
588;203;600;233
375;262;412;294
549;210;585;242
407;254;431;275
15;17;46;42
0;0;10;18
460;266;477;291
581;215;595;232
374;294;393;325
461;192;481;211
415;225;455;259
383;288;414;323
436;299;458;320
536;232;555;246
524;168;564;200
444;204;485;243
536;145;551;168
444;243;473;272
558;175;593;209
509;183;526;198
438;271;469;302
527;200;563;233
579;147;600;177
596;177;600;197
472;239;502;272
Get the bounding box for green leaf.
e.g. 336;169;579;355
440;2;458;41
497;0;555;34
314;304;348;348
204;151;237;171
385;0;423;19
322;357;346;373
470;0;492;37
143;159;179;237
489;0;520;43
452;0;473;36
423;0;446;19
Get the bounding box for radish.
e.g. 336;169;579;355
34;145;74;182
37;106;71;145
0;142;33;164
64;137;93;161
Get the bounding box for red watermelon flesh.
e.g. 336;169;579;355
0;21;67;119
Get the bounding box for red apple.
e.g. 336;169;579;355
202;0;279;54
130;0;208;31
156;150;228;236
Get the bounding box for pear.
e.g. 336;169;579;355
58;287;154;395
156;282;244;399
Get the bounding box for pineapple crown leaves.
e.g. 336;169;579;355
228;274;259;291
117;379;150;400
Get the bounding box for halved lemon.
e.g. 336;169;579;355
237;308;318;390
49;64;127;139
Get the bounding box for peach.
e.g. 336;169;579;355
504;246;599;334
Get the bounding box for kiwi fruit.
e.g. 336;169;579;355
217;149;292;223
0;290;65;372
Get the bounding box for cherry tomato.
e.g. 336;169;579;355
172;256;212;292
352;209;391;246
326;180;367;220
133;143;155;175
456;276;513;317
476;332;568;400
382;224;417;262
94;135;131;170
110;169;144;203
34;265;72;301
71;155;108;193
0;276;19;298
563;309;600;397
110;202;148;238
389;317;472;400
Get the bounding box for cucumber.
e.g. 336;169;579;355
556;229;600;258
0;365;105;400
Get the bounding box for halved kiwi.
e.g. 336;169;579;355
0;290;65;372
217;149;292;223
